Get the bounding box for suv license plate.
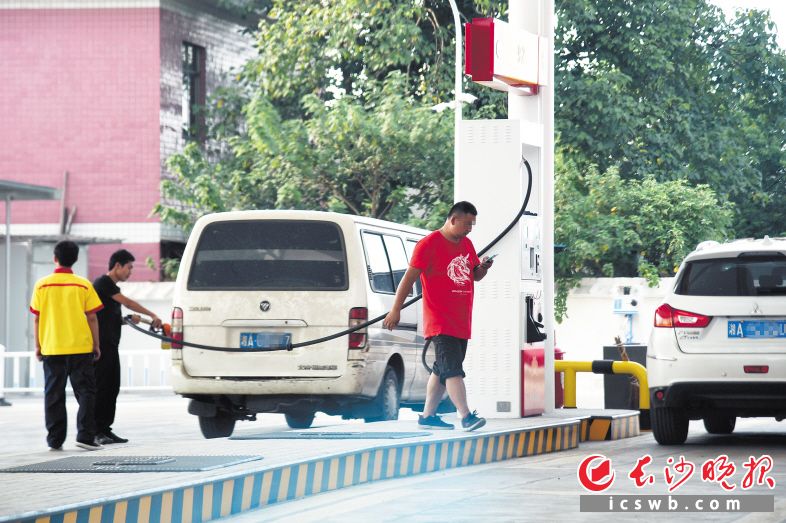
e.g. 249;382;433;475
727;320;786;339
240;332;291;349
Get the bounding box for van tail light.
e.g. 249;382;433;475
654;303;711;328
348;307;368;349
171;307;184;349
744;365;769;374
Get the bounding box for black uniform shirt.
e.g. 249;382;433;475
93;274;122;347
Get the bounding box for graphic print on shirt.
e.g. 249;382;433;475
447;253;472;286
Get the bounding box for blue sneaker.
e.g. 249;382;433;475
461;411;486;432
418;414;454;430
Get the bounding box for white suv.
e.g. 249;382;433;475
648;237;786;445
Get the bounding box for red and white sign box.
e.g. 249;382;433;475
465;18;547;94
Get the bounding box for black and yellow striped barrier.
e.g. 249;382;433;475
13;422;581;523
556;360;650;431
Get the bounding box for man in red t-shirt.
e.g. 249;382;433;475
383;201;493;431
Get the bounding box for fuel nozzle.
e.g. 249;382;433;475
525;295;547;343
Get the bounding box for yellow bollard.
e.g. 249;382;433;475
554;360;650;430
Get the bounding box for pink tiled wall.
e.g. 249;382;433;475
88;243;159;283
0;8;161;224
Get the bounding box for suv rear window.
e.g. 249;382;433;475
188;220;348;290
676;255;786;296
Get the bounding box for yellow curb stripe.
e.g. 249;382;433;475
494;435;505;461
462;438;473;465
426;443;437;472
359;451;370;482
327;458;340;490
160;491;173;523
179;491;191;523
373;449;384;480
474;437;485;464
296;463;309;498
413;446;424;475
589;418;611;441
438;443;449;470
241;474;253;511
311;461;324;495
202;484;213;521
386;447;397;478
400;446;411;476
260;471;274;505
221;479;233;516
18;421;596;523
138;496;151;523
277;466;292;502
343;455;355;487
484;436;495;463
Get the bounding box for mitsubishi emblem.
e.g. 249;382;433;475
751;302;762;315
260;300;271;312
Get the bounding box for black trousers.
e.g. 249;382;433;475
94;342;120;434
43;353;97;448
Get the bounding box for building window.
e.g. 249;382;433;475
182;42;206;141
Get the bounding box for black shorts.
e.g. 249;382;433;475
430;335;468;385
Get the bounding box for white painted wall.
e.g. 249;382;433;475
555;277;674;408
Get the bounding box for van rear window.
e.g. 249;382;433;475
676;255;786;296
188;220;348;290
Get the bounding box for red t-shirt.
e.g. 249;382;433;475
410;230;480;339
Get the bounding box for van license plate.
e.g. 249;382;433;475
240;332;292;349
727;321;786;339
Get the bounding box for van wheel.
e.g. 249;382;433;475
198;413;235;439
365;366;400;423
704;414;736;434
651;406;689;445
285;410;315;429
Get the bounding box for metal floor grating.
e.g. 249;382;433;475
230;431;431;440
1;455;262;473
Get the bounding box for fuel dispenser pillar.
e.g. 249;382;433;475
459;0;554;418
457;121;547;418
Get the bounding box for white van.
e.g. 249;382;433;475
170;210;435;437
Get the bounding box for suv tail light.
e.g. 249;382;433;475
348;307;368;349
171;307;184;349
654;303;711;328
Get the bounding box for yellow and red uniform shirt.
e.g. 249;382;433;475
29;268;104;355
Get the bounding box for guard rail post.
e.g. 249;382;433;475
555;360;650;430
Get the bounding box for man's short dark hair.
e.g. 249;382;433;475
109;249;135;270
448;201;478;217
53;241;79;268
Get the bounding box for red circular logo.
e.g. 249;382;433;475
577;454;615;492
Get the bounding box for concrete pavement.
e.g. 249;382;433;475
0;393;637;522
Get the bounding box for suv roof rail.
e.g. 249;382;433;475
695;240;720;251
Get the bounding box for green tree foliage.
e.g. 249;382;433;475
240;74;454;224
159;0;508;234
554;154;733;320
555;1;786;236
159;0;784;293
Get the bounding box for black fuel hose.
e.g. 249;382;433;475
125;157;535;359
420;156;534;373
